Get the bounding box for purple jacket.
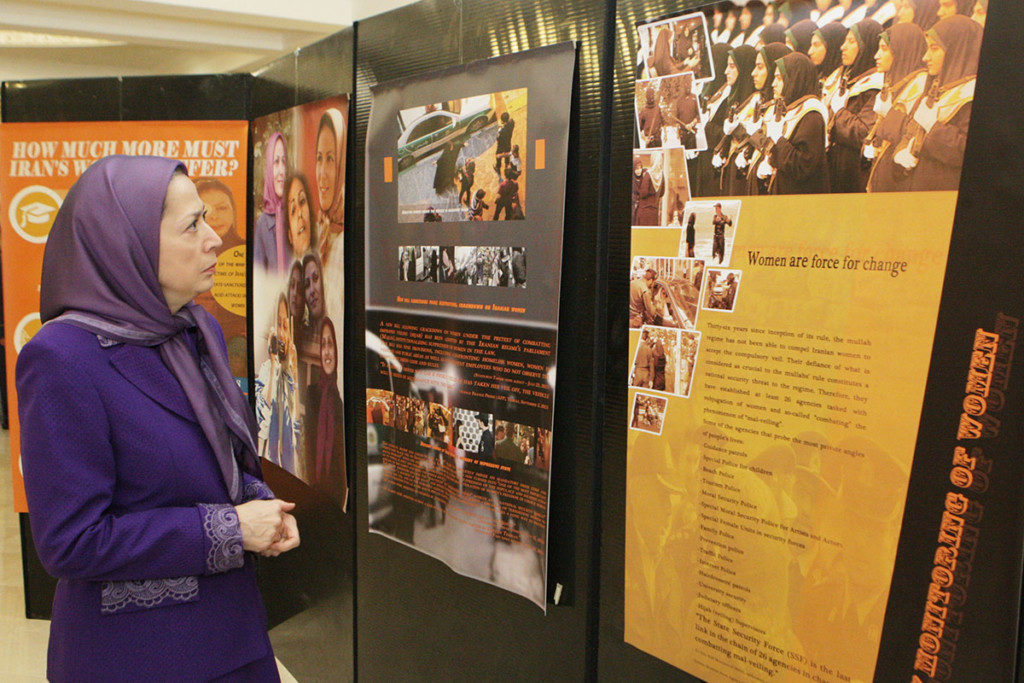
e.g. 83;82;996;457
17;320;274;682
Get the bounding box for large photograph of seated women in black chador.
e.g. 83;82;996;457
661;0;986;197
251;95;350;509
397;88;527;223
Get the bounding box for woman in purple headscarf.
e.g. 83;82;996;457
253;132;289;272
16;156;299;682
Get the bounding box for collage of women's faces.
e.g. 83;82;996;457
685;0;985;197
251;95;350;510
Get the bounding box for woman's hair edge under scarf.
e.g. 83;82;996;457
759;42;793;100
882;22;928;85
39;155;262;502
282;170;317;255
786;19;818;54
262;131;286;215
703;42;734;99
928;14;984;86
910;0;942;31
262;132;287;270
728;44;759;106
814;21;848;78
846;19;884;81
317;108;346;227
760;22;788;48
743;1;767;40
777;51;821;102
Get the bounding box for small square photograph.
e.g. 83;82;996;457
450;246;523;287
452;409;494;456
632;149;691;227
493;420;534;465
629;256;704;330
630;393;668;435
630;325;701;398
426;402;453;443
366;388;394;426
397;245;441;282
703;269;742;312
676;199;740;266
635;74;707;151
437;245;458;283
636;12;713;82
392;395;427;436
397;88;526;223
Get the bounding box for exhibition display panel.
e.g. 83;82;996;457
3;0;1024;681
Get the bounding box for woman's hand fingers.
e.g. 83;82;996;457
236;499;299;554
269;513;300;553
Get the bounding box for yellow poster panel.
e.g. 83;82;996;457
625;192;956;683
1;121;249;512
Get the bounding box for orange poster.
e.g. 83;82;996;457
1;120;249;512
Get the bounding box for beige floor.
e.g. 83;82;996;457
0;429;298;682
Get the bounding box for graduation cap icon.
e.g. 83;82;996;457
18;201;57;229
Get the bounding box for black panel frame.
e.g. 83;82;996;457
597;1;1024;682
353;0;609;680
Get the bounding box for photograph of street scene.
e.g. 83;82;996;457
397;88;527;223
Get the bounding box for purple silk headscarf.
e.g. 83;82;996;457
40;155;261;503
262;132;287;272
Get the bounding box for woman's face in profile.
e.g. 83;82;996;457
772;69;785;98
288;263;304;316
923;35;945;76
315;124;337;213
320;322;337;376
158;174;222;313
287;178;311;254
875;40;893;72
840;31;859;66
199;188;235;239
753;52;770;88
808;34;827;66
304;259;324;319
272;138;287;199
725;56;739;86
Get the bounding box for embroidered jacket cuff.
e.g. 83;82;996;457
241;474;275;502
198;503;245;574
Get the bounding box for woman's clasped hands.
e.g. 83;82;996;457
236;499;300;557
